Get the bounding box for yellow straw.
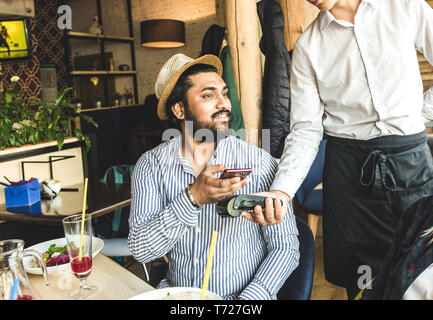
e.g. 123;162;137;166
78;178;88;261
200;230;218;300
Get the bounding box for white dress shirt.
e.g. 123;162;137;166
271;0;433;198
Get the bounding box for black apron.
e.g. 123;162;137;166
322;131;433;288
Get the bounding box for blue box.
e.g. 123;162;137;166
4;179;41;208
6;201;42;215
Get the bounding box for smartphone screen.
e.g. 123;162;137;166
220;168;252;179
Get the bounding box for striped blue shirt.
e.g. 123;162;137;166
128;135;299;300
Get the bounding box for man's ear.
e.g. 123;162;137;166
171;102;185;120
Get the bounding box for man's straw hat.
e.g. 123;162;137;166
155;53;223;120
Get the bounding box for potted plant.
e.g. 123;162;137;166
0;77;98;151
123;88;133;105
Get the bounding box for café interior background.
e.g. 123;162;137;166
2;0;226;101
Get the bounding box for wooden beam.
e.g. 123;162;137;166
224;0;262;146
280;0;304;51
224;0;240;96
279;0;319;51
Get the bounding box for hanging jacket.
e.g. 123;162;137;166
257;0;291;158
200;24;245;133
200;24;226;57
361;195;433;300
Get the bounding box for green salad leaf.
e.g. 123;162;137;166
47;244;68;256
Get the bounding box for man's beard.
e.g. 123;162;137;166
184;108;232;143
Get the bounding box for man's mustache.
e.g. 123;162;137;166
212;110;231;119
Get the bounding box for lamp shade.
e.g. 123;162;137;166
141;19;185;48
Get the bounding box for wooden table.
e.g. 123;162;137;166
0;180;131;225
29;254;154;300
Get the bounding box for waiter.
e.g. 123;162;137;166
242;0;433;299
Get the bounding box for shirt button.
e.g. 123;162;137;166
196;228;201;233
194;258;199;264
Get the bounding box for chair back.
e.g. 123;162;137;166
296;139;327;205
95;164;134;238
102;164;135;187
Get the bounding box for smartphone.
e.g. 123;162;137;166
220;168;252;180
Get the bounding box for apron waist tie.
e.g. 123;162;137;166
359;143;426;192
360;150;396;192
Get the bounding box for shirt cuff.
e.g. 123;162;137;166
170;189;202;227
238;281;273;300
269;173;297;200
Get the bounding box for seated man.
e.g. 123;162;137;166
128;53;299;300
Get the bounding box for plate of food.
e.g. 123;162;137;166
23;237;104;276
129;287;222;300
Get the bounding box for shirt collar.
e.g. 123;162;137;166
175;135;196;177
319;0;376;33
319;10;335;33
175;134;232;176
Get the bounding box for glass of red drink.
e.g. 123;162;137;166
62;214;97;300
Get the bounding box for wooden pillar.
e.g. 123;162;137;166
279;0;319;51
224;0;262;146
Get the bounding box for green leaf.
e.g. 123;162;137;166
32;131;40;145
74;127;83;136
56;135;64;151
9;135;16;146
83;135;91;152
5;91;15;104
55;87;73;108
80;114;99;128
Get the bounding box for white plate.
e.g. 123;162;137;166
23;237;104;276
129;287;222;300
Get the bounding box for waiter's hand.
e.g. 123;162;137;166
190;165;249;207
241;190;290;226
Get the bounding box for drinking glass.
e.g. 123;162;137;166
62;214;97;299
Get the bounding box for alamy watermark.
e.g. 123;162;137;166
357;265;373;291
57;5;72;30
159;121;271;167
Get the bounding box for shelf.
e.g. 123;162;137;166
67;31;134;43
70;70;136;76
78;104;144;113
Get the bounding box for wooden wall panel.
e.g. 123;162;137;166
279;0;319;51
224;0;262;146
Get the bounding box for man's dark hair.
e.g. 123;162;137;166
165;63;218;127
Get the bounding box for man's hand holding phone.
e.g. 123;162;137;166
189;165;250;207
